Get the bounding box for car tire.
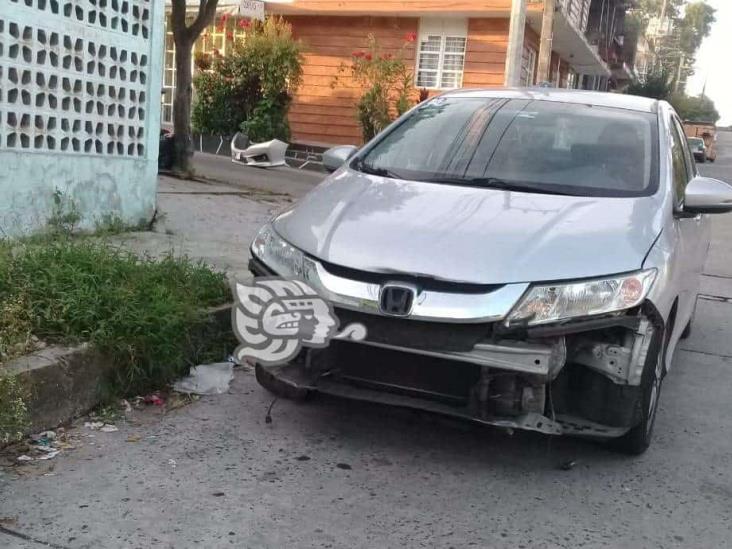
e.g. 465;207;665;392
612;335;666;455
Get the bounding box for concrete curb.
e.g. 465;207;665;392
0;304;236;437
1;344;114;434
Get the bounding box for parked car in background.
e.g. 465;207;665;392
684;121;717;162
249;89;732;455
688;137;707;163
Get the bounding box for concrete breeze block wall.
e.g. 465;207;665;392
0;0;164;236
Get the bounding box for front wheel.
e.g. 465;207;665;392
612;343;665;455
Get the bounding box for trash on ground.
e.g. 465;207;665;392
11;427;73;463
143;393;165;406
84;421;118;432
172;362;234;395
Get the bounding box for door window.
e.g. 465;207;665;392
669;116;692;205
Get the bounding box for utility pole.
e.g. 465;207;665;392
504;0;527;86
674;52;685;93
536;0;556;83
660;0;668;19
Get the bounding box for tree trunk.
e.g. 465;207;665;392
172;39;194;176
169;0;219;176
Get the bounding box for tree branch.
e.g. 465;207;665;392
187;0;221;42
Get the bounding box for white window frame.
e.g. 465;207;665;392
520;45;537;87
415;18;468;90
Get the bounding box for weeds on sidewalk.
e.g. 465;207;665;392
0;376;30;445
0;237;231;396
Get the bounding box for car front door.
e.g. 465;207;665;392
668;114;711;352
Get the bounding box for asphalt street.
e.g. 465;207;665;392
1;134;732;549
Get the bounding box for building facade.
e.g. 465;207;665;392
0;0;164;236
163;0;632;147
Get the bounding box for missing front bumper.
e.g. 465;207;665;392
255;355;631;439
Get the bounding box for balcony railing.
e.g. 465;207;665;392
527;0;591;34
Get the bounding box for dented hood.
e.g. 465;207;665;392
272;170;665;285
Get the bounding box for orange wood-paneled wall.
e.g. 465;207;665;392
287;16;510;146
462;18;509;88
286;16;418;146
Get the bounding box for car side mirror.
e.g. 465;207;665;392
322;145;358;173
684;176;732;215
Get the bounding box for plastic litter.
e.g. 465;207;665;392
35;450;60;460
84;422;117;432
143;393;165;406
172;362;234;395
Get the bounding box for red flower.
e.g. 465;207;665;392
220;13;229;22
216;23;224;32
237;19;251;29
352;51;365;58
226;31;234;40
405;32;417;43
364;52;373;61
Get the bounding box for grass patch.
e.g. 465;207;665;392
0;237;232;396
0;375;30;445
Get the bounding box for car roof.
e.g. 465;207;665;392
441;87;659;113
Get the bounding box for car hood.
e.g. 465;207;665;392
273;170;665;285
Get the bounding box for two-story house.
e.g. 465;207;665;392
163;0;632;147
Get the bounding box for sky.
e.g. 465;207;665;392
686;0;732;125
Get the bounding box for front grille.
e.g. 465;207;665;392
335;307;492;352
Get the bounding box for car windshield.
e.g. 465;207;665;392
689;137;705;148
355;97;659;197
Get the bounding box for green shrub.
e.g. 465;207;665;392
0;238;231;395
335;33;418;141
193;16;303;142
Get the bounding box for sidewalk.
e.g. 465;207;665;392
191;152;326;200
109;176;293;281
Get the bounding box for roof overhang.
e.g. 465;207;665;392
165;0;513;17
264;0;511;17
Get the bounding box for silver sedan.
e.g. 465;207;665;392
249;89;732;454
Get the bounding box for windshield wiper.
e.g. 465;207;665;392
421;176;577;196
353;159;404;180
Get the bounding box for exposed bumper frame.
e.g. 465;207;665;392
256;362;630;438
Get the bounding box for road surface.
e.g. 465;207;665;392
2;135;732;549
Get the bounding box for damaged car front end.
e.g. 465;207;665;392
244;89;732;454
248;245;665;451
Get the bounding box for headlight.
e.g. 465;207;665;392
251;224;306;278
506;269;657;326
